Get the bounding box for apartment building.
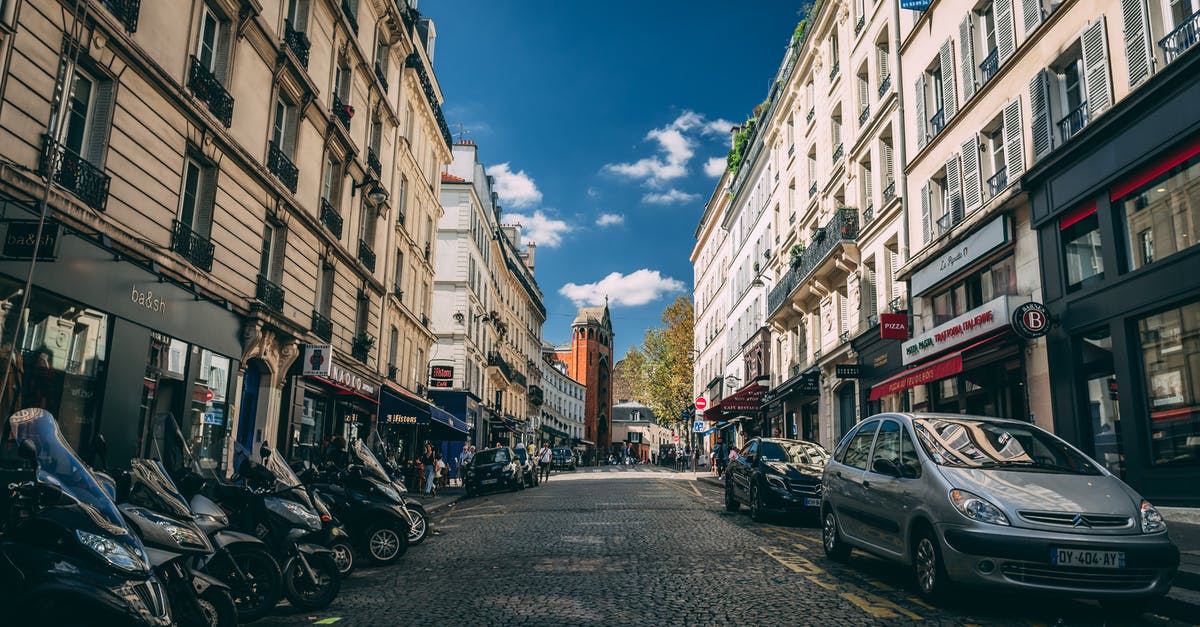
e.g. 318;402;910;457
538;344;585;447
0;0;447;470
691;169;730;426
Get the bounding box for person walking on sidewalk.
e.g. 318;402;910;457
537;442;552;483
420;443;437;497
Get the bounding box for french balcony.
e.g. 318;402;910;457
283;19;310;68
979;48;999;86
808;182;818;198
39;134;109;212
331;93;354;129
1056;101;1090;142
883;180;896;203
387;364;398;382
788;212;796;224
1160;8;1200;64
100;0;140;32
366;148;381;176
858;106;870;126
357;239;376;272
487;350;514;385
351;335;372;363
768;208;860;319
187;56;234;128
392;283;403;301
929;108;946;138
787;144;795;158
806;107;815;124
863;204;874;223
832;143;844;163
855;15;865;34
267;143;298;193
987;166;1008;199
340;0;358;33
878;74;891;98
311;310;333;342
256;274;284;312
374;60;388;91
320;198;343;239
936;212;954;237
829;61;840;82
424;242;431;262
170;219;214;271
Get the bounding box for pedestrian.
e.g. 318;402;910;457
420;442;436;497
458;446;474;486
728;445;740;466
537;441;552;483
435;451;448;494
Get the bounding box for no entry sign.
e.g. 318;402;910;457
695;396;707;410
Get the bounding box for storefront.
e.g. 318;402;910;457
1024;47;1200;506
850;321;907;419
377;383;468;463
705;379;767;446
762;367;820;442
428;388;481;449
282;344;379;463
0;198;243;471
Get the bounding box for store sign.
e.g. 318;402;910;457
798;371;820;395
902;295;1021;365
329;362;376;396
1;219;60;261
870;354;964;400
302;344;332;377
910;216;1010;296
835;365;861;379
430;365;454;380
384;413;419;425
880;313;909;339
429;379;452;388
900;0;932;9
1012;301;1051;338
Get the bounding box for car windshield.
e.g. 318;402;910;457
352;439;392;483
912;417;1101;475
474;449;509;465
758;441;830;465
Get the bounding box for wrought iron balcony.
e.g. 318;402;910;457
806;107;815;124
340;0;358;33
855;15;865;34
930;108;946;138
367;148;381;176
374;60;388;91
187;56;233;128
351;335;372;362
809;182;818;198
170;220;214;271
979;48;999;85
283;19;310;68
267;143;298;192
387;364;398;381
404;53;454;148
936;212;954;236
101;0;140;32
424;242;431;262
332;93;354;129
358;239;376;272
1057;101;1090;142
421;313;429;327
829;61;840;82
883;180;896;203
768;208;860;316
256;274;284;311
512;370;527;388
863;204;874;223
832;143;844;162
39;134;109;212
867;313;879;327
858;106;870;126
487;350;514;382
320;198;343;238
1161;8;1200;64
392;284;403;301
890;295;907;312
788;212;796;224
878;74;891;98
311;310;333;342
987;166;1008;199
787;144;794;158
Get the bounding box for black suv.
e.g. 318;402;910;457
550;447;576;470
464;447;524;496
724;437;828;521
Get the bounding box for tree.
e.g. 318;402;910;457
621;296;694;427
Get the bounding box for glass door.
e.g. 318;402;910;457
1080;328;1124;476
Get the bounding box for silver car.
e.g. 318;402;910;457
821;413;1179;612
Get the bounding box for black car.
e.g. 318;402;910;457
724;437;828;521
550;447;576;471
512;447;540;487
464;447;524;496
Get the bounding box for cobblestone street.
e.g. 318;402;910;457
253;467;1192;626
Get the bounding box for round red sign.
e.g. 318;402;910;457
204;388;214;403
694;396;707;410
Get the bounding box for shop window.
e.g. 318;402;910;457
1118;151;1200;272
189;350;232;470
930;256;1016;324
1137;300;1200;466
1079;328;1123;475
295;393;328;462
1060;203;1104;292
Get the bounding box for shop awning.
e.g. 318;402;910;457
378;384;430;426
706;381;768;419
313;377;380;405
869;353;964;401
431;406;469;434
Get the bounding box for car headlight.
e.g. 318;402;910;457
76;529;148;574
764;475;787;491
949;489;1009;526
1140;500;1166;533
265;497;322;531
155;520;206;547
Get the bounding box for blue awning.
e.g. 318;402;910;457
378;385;429;427
431;405;469;434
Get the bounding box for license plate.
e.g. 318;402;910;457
803;498;821;507
1051;548;1125;569
481;478;497;485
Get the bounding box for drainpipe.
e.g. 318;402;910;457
891;0;911;264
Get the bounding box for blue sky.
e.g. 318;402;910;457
423;1;804;359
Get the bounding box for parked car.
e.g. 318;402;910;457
724;437;828;521
464;447;524;496
820;413;1179;614
512;447;540;487
551;447;577;471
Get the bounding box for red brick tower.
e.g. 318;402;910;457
561;304;613;454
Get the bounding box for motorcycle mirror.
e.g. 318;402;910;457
17;439;37;469
260;442;271;460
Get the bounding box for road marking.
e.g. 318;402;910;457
841;593;899;619
906;597;936;611
689;482;702;497
866;580;893;591
758;546;923;621
805;575;838;590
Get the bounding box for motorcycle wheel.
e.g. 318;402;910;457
330;540;355;575
284;553;341;611
406;505;429;545
196;587;238;627
365;522;408;565
224;546;283;623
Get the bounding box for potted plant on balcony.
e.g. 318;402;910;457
340;103;355;120
789;243;805;267
352;332;374;359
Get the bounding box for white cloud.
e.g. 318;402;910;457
560;269;686;307
595;213;625;227
704;156;727;178
505;210;571;247
486;163;542;209
602;110;733;188
642;189;700;205
702;118;736;137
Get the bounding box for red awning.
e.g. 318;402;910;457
869;353;963;401
312;377;380;405
712;382;768;414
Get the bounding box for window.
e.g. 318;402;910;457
397;176;409;223
177;157;216;237
930;256;1016;324
393;249;404;293
59;67;95;157
322;156;342;205
839;420;878;469
259;223;285;283
272;97;297;154
355;290;370;336
1118;151;1200;272
316;263;334;316
1061;204;1104;292
388;326;398;372
195;5;231;82
868;420;901;472
359;203;377;248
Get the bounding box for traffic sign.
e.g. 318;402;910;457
693;420;706;433
672;434;680;442
695;396;708;410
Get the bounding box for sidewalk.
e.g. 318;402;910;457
410;486;466;517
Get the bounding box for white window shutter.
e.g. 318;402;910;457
939;39;958;119
946;154;963;225
915;74;928;149
859;76;869;116
1122;0;1153;88
889;249;901;301
960;16;977;101
1029;70;1053;159
839;292;848;335
1021;0;1044;36
1082;17;1114;118
1002;98;1025;180
878;46;890;81
921;182;932;244
995;0;1017;63
960;135;982;212
883;141;894;183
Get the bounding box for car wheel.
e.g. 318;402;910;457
822;508;851;561
724;483;740;511
749;484;766;522
913;527;951;600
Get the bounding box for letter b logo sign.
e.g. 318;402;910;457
1012;302;1051;339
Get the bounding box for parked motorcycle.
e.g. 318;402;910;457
381;459;430;545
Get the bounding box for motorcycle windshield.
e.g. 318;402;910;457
8;409;138;541
261;445;303;490
126;458;194;520
352;439;392;484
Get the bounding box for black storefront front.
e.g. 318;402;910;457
850;322;907;420
378;384;468;472
1024;47;1200;506
281;346;380;464
762;366;820;443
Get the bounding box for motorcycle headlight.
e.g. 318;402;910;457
76;529;148;574
764;475;787;491
949;489;1010;526
155;520;206;548
265;497;322;531
196;512;228;527
1140;500;1166;534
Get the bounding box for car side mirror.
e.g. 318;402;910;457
872;458;901;477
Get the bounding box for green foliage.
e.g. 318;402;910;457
620;297;694;426
725;117;758;174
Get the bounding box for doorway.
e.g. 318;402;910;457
237;360;266;452
838;384;857;440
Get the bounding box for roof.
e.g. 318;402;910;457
441;172;465;183
572;304;610;327
610;401;659;425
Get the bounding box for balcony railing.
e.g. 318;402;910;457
878;74;891;98
187;56;234;128
883;180;896;203
351;337;371;362
788;212;796;224
936;212;954;237
267;143;298;193
487;350;514;382
358;239;376;272
806;107;815;124
858;106;870;126
374;60;388;91
768;208;860;316
829;61;840;81
256;274;284;311
283;19;310;68
392;284;403;301
404;53;454;148
332;93;353;129
512;370;527;388
320;198;343;238
101;0;140;32
890;295;907;312
832;143;844;162
855;15;865;34
311;310;333;342
987;166;1008;199
39;134;109;212
863;204;874;223
421;313;429;327
809;182;818;198
1160;8;1200;64
929;108;946;138
170;220;214;271
387;364;398;382
1056;100;1090;142
787;144;795;158
979;48;999;86
340;0;359;33
366;148;381;176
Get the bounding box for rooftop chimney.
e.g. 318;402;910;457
525;241;536;271
730;124;742;150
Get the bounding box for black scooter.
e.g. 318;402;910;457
0;409;172;626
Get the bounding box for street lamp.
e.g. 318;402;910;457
351;176;389;206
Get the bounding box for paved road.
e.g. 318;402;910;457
257;466;1191;626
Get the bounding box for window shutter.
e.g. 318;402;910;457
839;291;848;335
939;39;958;120
877;47;889;81
1002;98;1025;179
858;76;869;116
296;0;310;30
86;78;114;165
889;249;901;301
1082;17;1113;118
867;266;878;315
946;154;963;225
195;166;217;238
914;74;927;150
864;164;873;205
920;182;932;244
960;16;977;101
995;0;1017;63
320;265;334;313
283;104;298;155
883;141;894;182
1029;71;1053;159
215;20;232;84
960;135;982;212
1021;0;1043;35
1122;0;1153;88
270;228;286;283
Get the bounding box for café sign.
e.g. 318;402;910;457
902;295;1024;365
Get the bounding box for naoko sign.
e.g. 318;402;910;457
902;296;1023;364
